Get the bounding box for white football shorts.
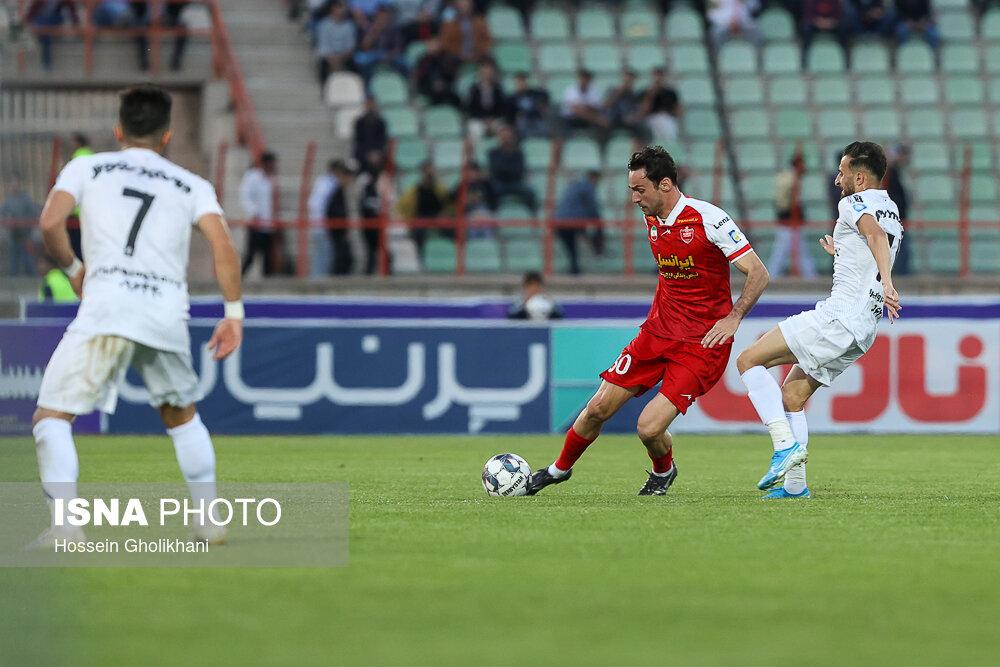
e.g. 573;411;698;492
36;331;202;415
777;309;866;386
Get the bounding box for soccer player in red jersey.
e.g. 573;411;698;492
527;146;770;496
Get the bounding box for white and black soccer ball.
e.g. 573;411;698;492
481;453;531;497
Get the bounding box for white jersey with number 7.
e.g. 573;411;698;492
52;147;223;354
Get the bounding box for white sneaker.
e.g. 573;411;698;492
24;525;87;550
191;523;228;545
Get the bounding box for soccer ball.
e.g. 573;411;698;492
481;453;531;497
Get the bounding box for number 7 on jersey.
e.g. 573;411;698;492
122;187;155;256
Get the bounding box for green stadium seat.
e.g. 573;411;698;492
682;109;722;139
718;40;757;75
906;109;945;139
383;107;419;138
987;46;1000;73
486;5;524;41
522;138;552;171
561;138;602;171
626;43;666;73
799;173;828;203
983;9;1000;41
851;41;890;74
941;45;978;74
925;230;961;274
817;109;856;140
395;138;428;170
806;40;845;74
897;41;934;74
856;76;894;106
812;75;850;105
950;109;988;140
774;109;812;139
423;106;463;138
944;77;984;106
423;237;456;273
970;230;1000;273
727;77;765;106
900;76;939;106
938;13;975;41
736;141;778;172
953;142;994;170
576;7;615;40
763;43;801;75
742;174;777;205
969;204;1000;221
405;41;427;69
497;202;534;220
934;0;972;8
768;77;806;106
538;43;576;74
621;9;660;41
861;109;902;142
545;75;575;101
687;140;722;170
530;8;570;40
970;174;998;202
990;77;1000;104
474;137;498;165
670;44;710;74
910;142;950;171
731;109;770;140
581;44;622;74
922;207;960;222
604;136;637;169
495;43;531;72
465;238;502;273
664;8;705;42
915;174;956;202
503;238;544;272
432;138;464;171
759;8;794;41
370;72;408;106
678;77;715;106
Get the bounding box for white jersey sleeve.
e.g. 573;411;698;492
703;207;754;263
838;194;870;231
52;155;94;204
191;176;224;225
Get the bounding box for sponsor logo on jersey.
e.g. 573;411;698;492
875;209;899;222
650;225;658;240
712;216;731;229
729;229;742;243
853;203;867;212
680;227;695;243
657;253;695;270
676;216;701;225
853;195;863;202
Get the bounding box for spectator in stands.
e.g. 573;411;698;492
413;37;462;107
894;0;940;51
36;254;78;303
316;1;357;87
353;5;407;82
845;0;898;38
454;161;495;235
560;69;610;139
707;0;762;46
506;72;550;138
397;161;453;253
885;143;911;275
24;1;80;70
69;133;93;159
240;152;280;277
465;57;506;139
640;68;682;143
353;97;388;162
439;0;493;63
326;160;358;275
66;133;94;259
801;0;852;51
358;150;386;274
488;124;537;212
2;172;41;276
554;170;603;275
94;2;132;27
396;0;441;44
604;70;646;141
349;0;390;28
507;271;563;320
769;154;817;278
307;160;340;278
132;1;190;72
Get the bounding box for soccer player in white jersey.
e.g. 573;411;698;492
29;85;243;546
736;141;903;498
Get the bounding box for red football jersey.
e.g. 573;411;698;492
640;194;753;342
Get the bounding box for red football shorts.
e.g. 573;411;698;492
599;329;731;414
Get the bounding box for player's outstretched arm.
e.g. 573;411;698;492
702;251;770;348
39;190;85;296
857;214;901;322
197;213;244;359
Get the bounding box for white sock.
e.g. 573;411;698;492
167;413;217;519
33;418;79;526
741;367;796;450
651;466;674;477
547;463;569;478
784;410;808;493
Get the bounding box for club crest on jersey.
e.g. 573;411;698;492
649;225;658;240
680;227;695;244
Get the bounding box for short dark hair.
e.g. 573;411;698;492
71;132;90;147
261;151;277;167
119;85;172;139
842;141;886;182
628;145;678;187
523;271;543;286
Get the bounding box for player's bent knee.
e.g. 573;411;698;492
32;407;73;429
583;397;615;424
735;350;757;374
158;403;197;430
636;422;663;444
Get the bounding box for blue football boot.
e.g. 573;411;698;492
761;486;811;499
757;442;808;490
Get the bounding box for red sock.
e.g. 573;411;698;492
649;449;673;474
554;427;597;471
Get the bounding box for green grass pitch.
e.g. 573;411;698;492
2;433;999;666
